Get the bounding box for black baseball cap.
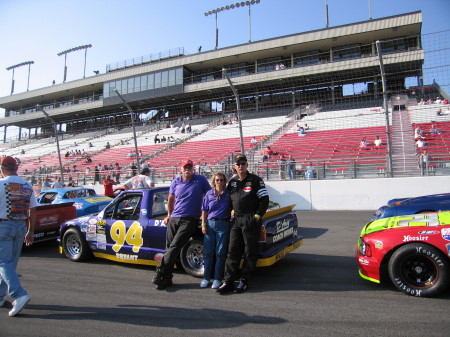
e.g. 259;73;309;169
234;154;247;163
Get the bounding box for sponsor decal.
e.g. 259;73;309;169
275;219;290;233
231;182;237;187
272;227;294;243
446;244;450;257
358;257;370;265
88;218;98;225
88;224;96;232
442;228;450;241
96;220;106;227
116;253;138;261
375;241;383;249
403;235;429;242
73;202;83;209
154;253;164;262
97;229;105;234
416;246;445;267
85;197;111;203
97;244;106;250
153;219;165;227
38;216;58;226
142;209;147;215
97;234;106;243
243;187;252;192
34;232;44;239
80;224;88;232
245;182;252;187
418;230;439;235
86;233;96;241
259;181;265;187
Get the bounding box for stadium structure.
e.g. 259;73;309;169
0;10;448;185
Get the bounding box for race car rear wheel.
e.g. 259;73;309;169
388;243;449;297
62;228;92;262
180;238;204;278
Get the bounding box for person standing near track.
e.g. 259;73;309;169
0;156;37;316
217;154;269;294
152;159;211;290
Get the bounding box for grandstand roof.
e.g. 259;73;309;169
0;11;422;131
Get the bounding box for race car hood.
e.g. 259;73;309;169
360;211;450;237
387;193;450;206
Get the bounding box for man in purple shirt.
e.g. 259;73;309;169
153;159;211;290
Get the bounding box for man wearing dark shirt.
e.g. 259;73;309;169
217;154;269;294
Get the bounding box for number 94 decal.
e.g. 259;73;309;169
110;221;143;253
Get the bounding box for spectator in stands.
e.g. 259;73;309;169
436;109;444;116
250;137;257;146
186;123;192;133
154;134;160;143
103;175;117;198
414;126;424;139
141;160;148;170
161;135;167;142
67;176;76;187
298;127;307;137
359;137;369;149
139;150;143;158
305;162;315;180
65;151;70;158
373;136;382;148
21;149;25;155
114;163;121;184
71;165;77;172
85;155;92;163
42;178;51;188
304;124;310;130
105;142;111;149
278;154;287;180
430;124;441;135
436;97;442;104
427;98;433;104
94;166;100;185
131;164;138;177
262;146;274;162
287;155;296;180
444;98;449;105
89;142;93;148
85;166;91;177
418;98;425;105
416;138;426;148
168;135;174;142
419;151;430;176
52;177;64;188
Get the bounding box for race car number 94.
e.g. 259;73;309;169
110;221;143;253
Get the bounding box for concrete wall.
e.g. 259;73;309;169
266;176;450;211
91;175;450;212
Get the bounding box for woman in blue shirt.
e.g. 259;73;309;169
200;172;232;289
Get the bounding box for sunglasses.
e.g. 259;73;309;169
215;178;224;182
235;162;247;166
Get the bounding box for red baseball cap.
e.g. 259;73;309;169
1;156;18;168
181;159;194;167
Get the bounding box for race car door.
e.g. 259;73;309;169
100;192;148;262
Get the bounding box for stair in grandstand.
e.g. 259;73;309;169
390;109;420;177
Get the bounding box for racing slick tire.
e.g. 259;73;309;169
388;243;449;297
62;228;93;262
180;237;204;278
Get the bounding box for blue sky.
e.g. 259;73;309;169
0;0;449;109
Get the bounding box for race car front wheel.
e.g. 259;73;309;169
388;243;449;297
180;237;204;278
62;228;92;262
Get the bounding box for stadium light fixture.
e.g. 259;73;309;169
37;105;65;182
204;0;260;48
57;44;92;82
6;61;34;95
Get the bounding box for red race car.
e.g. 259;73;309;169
356;212;450;297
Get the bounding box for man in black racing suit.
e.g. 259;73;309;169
217;154;269;294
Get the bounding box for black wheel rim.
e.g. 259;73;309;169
399;254;438;288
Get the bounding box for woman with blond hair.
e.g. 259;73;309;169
200;172;232;289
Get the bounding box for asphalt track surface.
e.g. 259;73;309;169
1;211;449;337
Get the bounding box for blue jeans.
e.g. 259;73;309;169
0;220;28;300
203;219;230;281
288;168;295;180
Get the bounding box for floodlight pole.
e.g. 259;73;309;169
57;44;92;83
6;61;34;95
223;68;245;154
38;106;65;182
114;89;140;168
376;40;393;178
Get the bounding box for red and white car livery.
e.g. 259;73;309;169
356;212;450;297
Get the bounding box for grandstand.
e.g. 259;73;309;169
0;11;449;186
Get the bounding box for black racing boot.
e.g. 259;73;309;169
234;278;248;294
152;267;163;285
156;274;173;290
